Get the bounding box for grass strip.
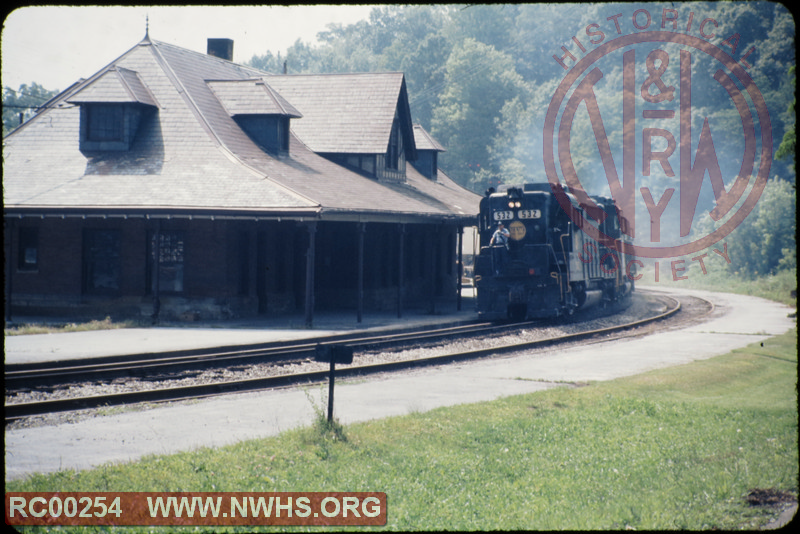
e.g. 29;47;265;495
638;266;796;307
7;329;797;531
4;317;146;336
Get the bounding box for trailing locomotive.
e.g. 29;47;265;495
475;183;634;320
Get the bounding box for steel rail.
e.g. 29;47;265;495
4;293;701;423
5;320;504;385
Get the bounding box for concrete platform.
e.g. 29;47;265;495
4;287;796;482
5;296;479;365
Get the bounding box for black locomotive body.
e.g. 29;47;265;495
475;183;634;320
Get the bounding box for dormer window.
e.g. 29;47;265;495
411;124;445;181
263;72;417;183
235;115;291;153
387;119;401;171
76;103;154;151
208;79;301;155
68;67;158;152
86;104;124;142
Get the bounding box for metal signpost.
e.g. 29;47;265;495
314;344;354;421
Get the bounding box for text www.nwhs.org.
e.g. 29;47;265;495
5;492;387;526
148;494;382;519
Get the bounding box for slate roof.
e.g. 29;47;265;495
413;124;446;152
265;73;416;157
207;79;302;117
3;35;479;224
66;67;159;107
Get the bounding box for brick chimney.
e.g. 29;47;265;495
207;38;234;61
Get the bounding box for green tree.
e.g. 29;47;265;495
481;85;546;186
431;38;529;192
3;83;58;136
740;178;796;277
775;66;796;175
694;178;796;278
509;3;588;84
248;49;286;74
707;1;795;185
448;4;520;53
242;3;794;201
382;5;453;129
250;38;328;74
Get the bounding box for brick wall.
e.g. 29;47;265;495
5;217;462;320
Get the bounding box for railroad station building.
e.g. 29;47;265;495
3;34;480;325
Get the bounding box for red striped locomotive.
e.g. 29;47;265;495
475;183;634;320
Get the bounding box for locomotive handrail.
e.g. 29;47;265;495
548;244;566;303
487;243;509;275
558;231;572;292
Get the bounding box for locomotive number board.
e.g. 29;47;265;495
493;209;541;221
518;209;541;219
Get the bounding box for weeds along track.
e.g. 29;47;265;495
5;291;708;424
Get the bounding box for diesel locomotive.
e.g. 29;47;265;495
475;183;634;320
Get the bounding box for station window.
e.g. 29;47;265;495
17;227;39;271
386;120;400;170
83;229;121;293
148;231;185;293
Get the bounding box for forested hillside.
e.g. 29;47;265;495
248;3;795;284
248;3;795;192
3;3;794;284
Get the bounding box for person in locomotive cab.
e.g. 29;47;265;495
490;222;510;274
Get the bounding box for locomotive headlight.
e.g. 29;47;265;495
515;201;521;208
508;201;515;208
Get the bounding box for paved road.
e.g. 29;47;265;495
5;287;795;481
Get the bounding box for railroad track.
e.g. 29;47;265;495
5;319;530;387
5;292;708;423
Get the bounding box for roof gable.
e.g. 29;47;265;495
66;67;158;107
207;79;302;117
413;124;445;152
4;36;478;221
265;73;416;157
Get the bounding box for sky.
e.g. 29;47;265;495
1;5;378;92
